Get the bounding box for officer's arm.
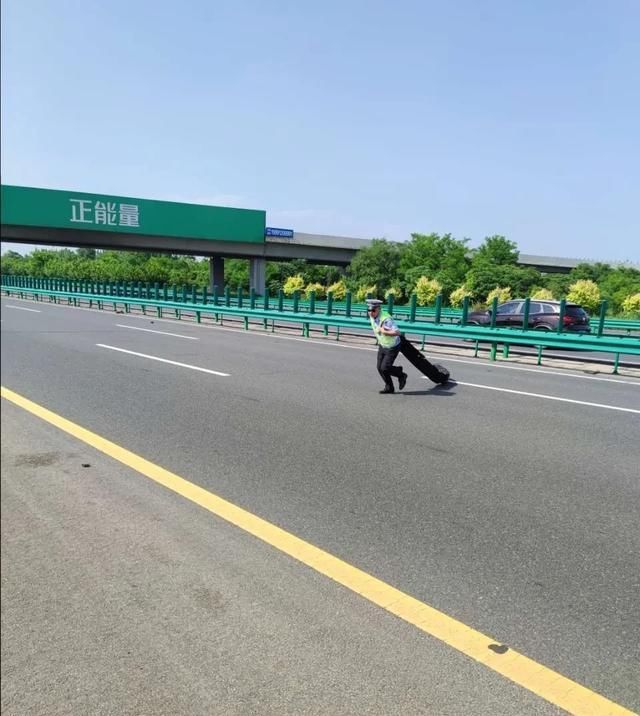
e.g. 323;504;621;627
379;322;400;336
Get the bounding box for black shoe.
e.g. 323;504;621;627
398;372;407;391
379;387;395;394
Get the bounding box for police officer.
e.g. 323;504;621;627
366;299;408;394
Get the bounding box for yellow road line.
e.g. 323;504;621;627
1;385;635;716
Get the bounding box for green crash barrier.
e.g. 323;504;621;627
461;296;470;326
434;294;442;324
597;300;608;338
4;284;638;376
326;291;333;316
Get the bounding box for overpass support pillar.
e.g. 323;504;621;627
209;256;225;291
250;257;266;297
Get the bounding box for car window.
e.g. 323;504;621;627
529;302;543;314
565;306;587;317
542;304;556;314
496;302;519;315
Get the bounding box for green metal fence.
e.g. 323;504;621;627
3;280;640;374
3;274;638;335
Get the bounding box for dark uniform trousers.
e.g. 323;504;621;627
377;344;403;389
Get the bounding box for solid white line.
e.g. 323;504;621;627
111;314;640;382
5;305;41;313
441;356;640;386
115;324;199;340
450;380;640;414
96;344;230;376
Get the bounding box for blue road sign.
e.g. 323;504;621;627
265;227;294;238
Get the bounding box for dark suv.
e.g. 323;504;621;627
466;300;591;333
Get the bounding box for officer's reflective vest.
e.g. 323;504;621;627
369;310;398;348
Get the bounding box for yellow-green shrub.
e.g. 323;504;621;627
327;280;347;300
621;292;640;317
449;285;473;308
531;288;554;300
283;274;305;296
567;279;601;312
304;282;326;300
486;286;512;305
414;276;442;306
356;285;377;302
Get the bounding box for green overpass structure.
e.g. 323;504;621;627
0;185;374;295
2;185;637;295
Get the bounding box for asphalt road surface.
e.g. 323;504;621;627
2;296;639;715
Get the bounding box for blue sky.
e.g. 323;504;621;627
1;0;639;262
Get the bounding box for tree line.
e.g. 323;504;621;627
1;234;639;315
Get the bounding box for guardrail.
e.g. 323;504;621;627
265;297;640;335
3;275;638;334
3;284;639;374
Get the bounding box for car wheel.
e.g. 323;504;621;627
534;324;552;331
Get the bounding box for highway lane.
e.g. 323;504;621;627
2;297;639;713
4;403;561;715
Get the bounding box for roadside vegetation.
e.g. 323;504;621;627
2;235;639;316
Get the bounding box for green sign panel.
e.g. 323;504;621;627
0;185;265;244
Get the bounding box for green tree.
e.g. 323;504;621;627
568;262;612;283
142;255;175;283
465;264;540;302
465;235;542;302
472;235;519;266
224;259;250;291
0;251;28;275
399;233;470;299
348;239;402;295
597;267;640;314
543;274;572;299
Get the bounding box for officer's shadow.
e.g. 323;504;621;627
400;380;458;397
